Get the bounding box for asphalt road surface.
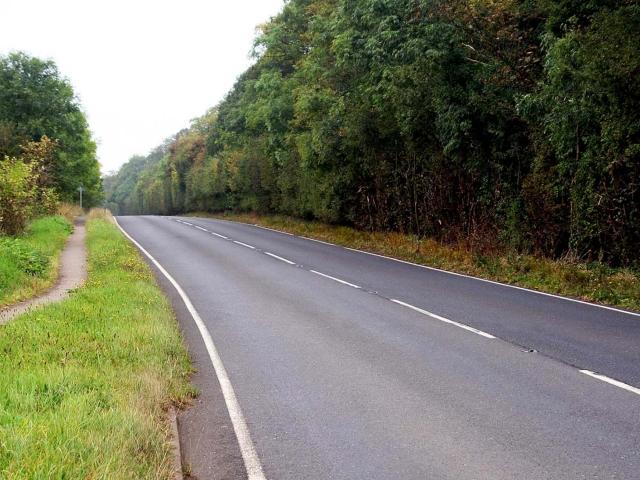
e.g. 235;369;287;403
117;215;640;480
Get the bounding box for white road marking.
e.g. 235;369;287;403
265;252;296;265
211;232;228;239
253;224;294;236
114;218;267;480
347;249;640;318
580;370;640;396
234;240;255;249
390;299;496;339
182;221;193;226
213;218;639;318
195;225;208;232
310;270;361;289
301;236;336;246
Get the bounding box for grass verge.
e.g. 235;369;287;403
194;212;640;312
0;215;72;308
0;218;193;479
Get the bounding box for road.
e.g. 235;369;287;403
117;215;640;480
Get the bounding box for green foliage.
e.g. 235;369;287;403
105;0;640;267
0;218;193;478
0;216;72;306
0;137;62;235
0;52;102;206
0;157;37;235
520;4;640;264
0;238;49;276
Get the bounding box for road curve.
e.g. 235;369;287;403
117;215;640;480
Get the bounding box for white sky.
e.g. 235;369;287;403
0;0;285;174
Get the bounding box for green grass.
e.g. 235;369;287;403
0;216;72;308
196;212;640;312
0;218;194;479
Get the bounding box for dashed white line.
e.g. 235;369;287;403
580;370;640;396
182;221;193;226
390;299;496;339
114;218;267;480
265;252;296;265
234;240;255;249
195;225;208;232
310;270;361;289
210;232;228;239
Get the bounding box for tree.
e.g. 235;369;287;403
0;52;102;206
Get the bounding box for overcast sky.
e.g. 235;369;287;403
0;0;285;174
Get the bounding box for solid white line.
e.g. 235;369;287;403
212;218;639;318
264;252;296;265
253;224;294;236
234;241;255;249
114;219;267;480
390;299;496;339
195;225;208;232
580;370;640;396
348;249;640;318
211;232;228;239
310;270;361;289
301;236;336;246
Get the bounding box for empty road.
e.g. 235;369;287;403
116;215;640;480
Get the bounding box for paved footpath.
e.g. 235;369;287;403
0;217;87;324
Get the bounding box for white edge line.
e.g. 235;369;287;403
390;299;496;339
253;224;294;236
310;270;361;289
300;236;336;246
580;370;640;396
234;240;255;249
351;249;640;318
113;218;267;480
185;217;640;318
264;252;296;265
205;218;640;318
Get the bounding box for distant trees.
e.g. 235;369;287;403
0;52;102;209
105;0;640;267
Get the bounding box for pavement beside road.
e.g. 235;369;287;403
0;217;87;324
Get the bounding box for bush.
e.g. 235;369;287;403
0;237;49;276
0;215;72;306
0;157;37;235
0;137;61;235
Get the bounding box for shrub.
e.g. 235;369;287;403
0;157;37;235
0;137;61;235
0;237;49;276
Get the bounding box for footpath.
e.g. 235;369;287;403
0;217;87;324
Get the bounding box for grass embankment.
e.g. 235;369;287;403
0;216;193;478
195;212;640;312
0;216;72;308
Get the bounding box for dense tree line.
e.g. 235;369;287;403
0;52;102;209
105;0;640;266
